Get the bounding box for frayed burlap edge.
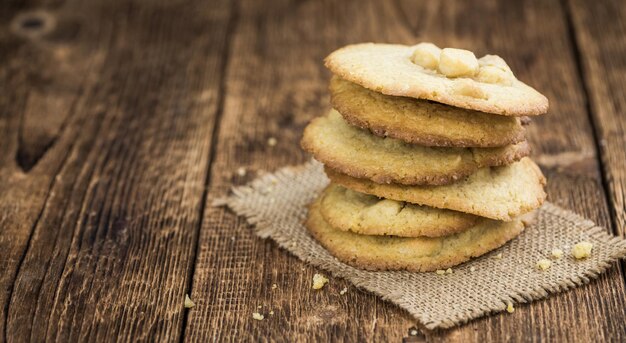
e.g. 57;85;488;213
213;160;626;330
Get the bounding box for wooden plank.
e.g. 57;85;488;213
186;0;626;341
568;0;626;238
0;0;232;341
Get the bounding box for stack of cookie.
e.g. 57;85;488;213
301;43;549;272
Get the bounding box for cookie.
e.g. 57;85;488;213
319;184;480;237
301;110;530;186
330;76;526;147
325;157;546;221
325;43;548;116
306;196;529;272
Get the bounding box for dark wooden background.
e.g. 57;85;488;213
1;0;625;341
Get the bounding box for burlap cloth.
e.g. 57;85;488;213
213;160;626;330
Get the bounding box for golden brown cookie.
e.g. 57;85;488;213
306;196;529;272
301;110;530;185
330;76;526;147
325;43;548;116
319;184;480;237
325;157;546;221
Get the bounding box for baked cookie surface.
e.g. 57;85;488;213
306;196;528;272
325;43;548;116
326;157;546;221
301;110;530;185
320;184;479;237
330;76;526;147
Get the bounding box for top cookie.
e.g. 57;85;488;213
325;43;549;116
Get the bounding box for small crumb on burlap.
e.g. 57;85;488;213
551;248;564;259
536;259;552;271
572;241;593;259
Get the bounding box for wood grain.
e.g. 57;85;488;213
568;0;626;238
0;0;232;341
185;0;626;341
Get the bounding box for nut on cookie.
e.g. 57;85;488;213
410;43;441;69
439;48;479;77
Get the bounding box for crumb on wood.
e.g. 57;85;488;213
312;273;329;290
506;302;515;313
252;312;264;321
340;287;348;295
184;294;195;309
267;137;277;147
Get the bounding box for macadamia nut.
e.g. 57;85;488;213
410;43;441;69
439;48;479;77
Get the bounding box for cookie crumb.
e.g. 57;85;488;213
536;259;552;271
572;241;593;259
340;287;348;295
252;312;264;321
494;253;503;260
269;310;274;315
271;283;277;290
312;273;329;290
435;269;446;275
184;294;195;308
470;267;476;272
445;268;453;274
409;329;419;336
551;248;564;259
257;305;262;309
236;167;246;176
506;302;515;313
267;137;277;147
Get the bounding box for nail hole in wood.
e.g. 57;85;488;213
11;11;56;39
21;17;44;30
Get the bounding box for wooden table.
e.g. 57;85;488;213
1;0;625;341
